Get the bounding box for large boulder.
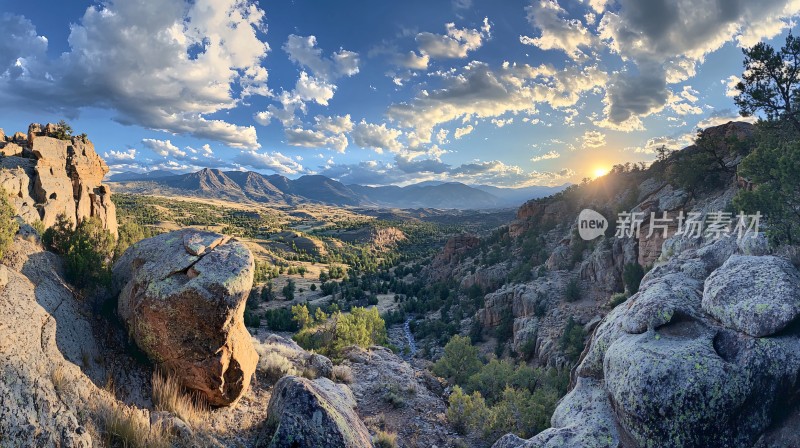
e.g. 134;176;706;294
703;255;800;337
258;376;373;448
113;229;258;406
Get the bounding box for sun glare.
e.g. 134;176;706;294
593;167;609;178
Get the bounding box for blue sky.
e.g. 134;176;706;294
0;0;797;186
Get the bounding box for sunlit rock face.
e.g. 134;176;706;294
0;122;118;236
113;229;258;406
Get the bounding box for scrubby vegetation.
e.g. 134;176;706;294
0;188;19;259
258;353;298;384
608;292;628;308
559;317;587;363
114;221;156;261
732;120;800;246
373;430;398;448
43;214;115;288
292;306;387;358
563;277;581;302
96;400;172;448
731;34;800;246
151;371;206;425
436;335;569;440
623;262;645;295
332;365;353;383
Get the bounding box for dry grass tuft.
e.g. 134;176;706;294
374;429;398;448
259;352;298;384
152;371;207;425
332;365;353;383
51;365;67;394
96;401;172;448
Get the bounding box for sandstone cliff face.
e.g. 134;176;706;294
424;233;482;283
0;123;117;236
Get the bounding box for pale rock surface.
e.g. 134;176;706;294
703;255;800;337
0;123;118;237
342;345;454;448
0;142;23;156
0;237;108;447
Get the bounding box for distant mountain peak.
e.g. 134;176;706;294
108;169;565;209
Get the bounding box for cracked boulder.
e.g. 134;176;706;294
112;229;258;406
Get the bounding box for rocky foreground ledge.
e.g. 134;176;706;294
112;229;259;406
494;231;800;448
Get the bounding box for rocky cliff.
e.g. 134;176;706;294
419;120;800;447
0;123;117;236
494;230;800;448
435;122;757;370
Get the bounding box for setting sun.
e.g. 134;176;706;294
593;167;609;178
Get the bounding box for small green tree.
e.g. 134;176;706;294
623;262;645;295
490;386;551;439
291;303;313;329
559;316;587;363
282;279;296;300
63;216;115;288
114;220;151;261
0;189;19;259
244;308;261;327
331;306;387;353
466;358;516;404
447;386;490;435
53;120;73;140
564;278;581;302
314;307;328;323
42;213;74;254
734;33;800;131
433;335;482;385
734;126;800;245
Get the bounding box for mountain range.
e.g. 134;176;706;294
107;169;568;209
